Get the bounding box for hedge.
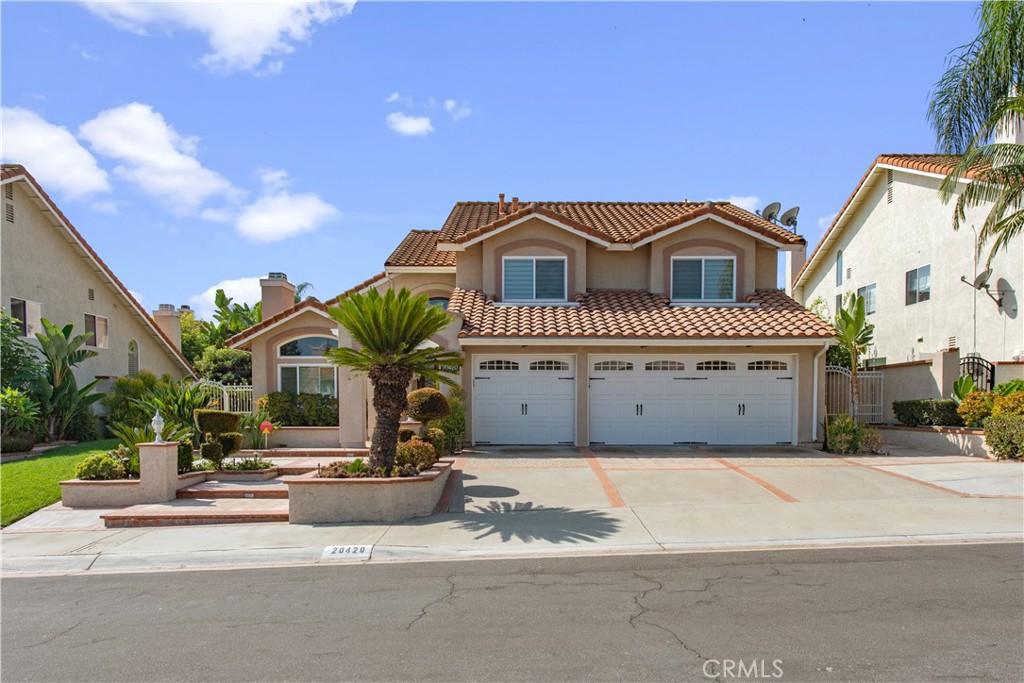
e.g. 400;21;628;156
983;414;1024;460
892;399;964;427
265;392;339;427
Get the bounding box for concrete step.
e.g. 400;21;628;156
101;498;289;528
177;480;288;500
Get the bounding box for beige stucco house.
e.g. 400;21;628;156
1;165;194;388
231;196;834;448
792;154;1023;368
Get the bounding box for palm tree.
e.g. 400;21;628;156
834;295;875;420
33;319;103;439
928;1;1024;265
294;282;314;303
326;288;463;470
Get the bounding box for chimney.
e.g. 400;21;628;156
260;272;296;319
511;196;519;212
498;193;505;213
785;246;807;297
152;304;182;350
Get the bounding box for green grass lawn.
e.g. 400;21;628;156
1;439;118;527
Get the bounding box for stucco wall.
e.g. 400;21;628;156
480;219;588;298
373;272;456;299
0;181;188;385
649;220;760;297
248;309;336;397
586;244;649;290
797;168;1024;363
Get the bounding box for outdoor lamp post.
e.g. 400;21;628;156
152;411;165;443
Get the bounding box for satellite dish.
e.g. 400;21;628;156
973;269;993;290
760;202;782;222
780;206;800;228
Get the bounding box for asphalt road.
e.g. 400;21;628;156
2;543;1021;683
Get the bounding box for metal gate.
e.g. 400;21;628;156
959;354;995;391
826;365;883;423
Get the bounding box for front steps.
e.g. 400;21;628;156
177;480;289;499
101;498;290;527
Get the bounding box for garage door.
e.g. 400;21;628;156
589;355;794;445
473;355;575;445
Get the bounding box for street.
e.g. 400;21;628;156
2;542;1021;682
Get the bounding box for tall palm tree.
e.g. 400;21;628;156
928;1;1024;265
327;288;463;470
294;282;314;303
834;295;875;420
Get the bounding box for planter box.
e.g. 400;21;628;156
267;426;340;449
210;467;279;481
287;460;453;524
877;425;992;458
61;470;205;508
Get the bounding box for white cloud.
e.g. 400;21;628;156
188;276;263;319
713;195;762;213
236;191;338;242
385;91;401;103
818;212;839;230
83;1;354;75
444;99;472;121
256;167;291;192
80;49;98;61
90;200;118;214
385;112;434;136
0;107;111;200
79;102;240;214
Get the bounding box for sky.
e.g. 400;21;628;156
1;1;979;319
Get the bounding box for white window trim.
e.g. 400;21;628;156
905;264;931;306
278;363;338;396
502;256;568;303
276;334;339;359
84;312;109;349
857;283;877;315
670;256;737;303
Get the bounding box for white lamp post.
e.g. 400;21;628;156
152;411;165;443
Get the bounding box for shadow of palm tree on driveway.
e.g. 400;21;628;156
454;501;622;544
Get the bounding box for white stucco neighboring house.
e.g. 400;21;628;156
791;154;1023;367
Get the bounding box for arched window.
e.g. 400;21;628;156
278;336;339;357
836;250;844;286
479;360;519;371
127;340;140;377
428;297;450;310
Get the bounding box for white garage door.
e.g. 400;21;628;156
473;355;576;445
589;355;794;445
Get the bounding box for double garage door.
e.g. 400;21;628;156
473;354;795;446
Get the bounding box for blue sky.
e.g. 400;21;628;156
2;1;977;318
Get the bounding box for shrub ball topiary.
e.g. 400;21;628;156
992;391;1024;417
957;391;994;427
75;453;127;480
406;388;450;423
423;427;447;455
398;428;416;443
177;441;194;474
200;441;224;466
193;409;242;435
396;437;437;471
982;414;1024;460
217;432;244;458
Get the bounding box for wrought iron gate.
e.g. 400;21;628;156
959;354;995;391
825;365;884;423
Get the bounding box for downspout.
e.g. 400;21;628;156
811;341;830;441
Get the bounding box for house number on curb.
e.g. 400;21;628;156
321;545;372;561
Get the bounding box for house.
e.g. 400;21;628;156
231;195;834;448
791;154;1024;368
0;165;194;388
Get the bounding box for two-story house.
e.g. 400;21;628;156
792;154;1023;367
230;197;834;448
1;165;194;388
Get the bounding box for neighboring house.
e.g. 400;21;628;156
791;154;1023;366
231;196;833;448
0;165;194;389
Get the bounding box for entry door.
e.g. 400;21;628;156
473;356;576;445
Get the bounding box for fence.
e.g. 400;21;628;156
193;380;254;414
825;365;884;423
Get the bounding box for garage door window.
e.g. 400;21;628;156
645;360;685;371
529;360;570;371
479;360;519;371
748;360;787;371
594;360;634;372
671;257;735;302
696;360;736;371
503;257;567;302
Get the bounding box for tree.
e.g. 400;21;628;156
32;319;104;440
929;1;1024;265
294;282;314;303
195;347;252;385
211;289;262;341
180;309;215;363
834;295;875;420
326;289;462;470
1;309;43;390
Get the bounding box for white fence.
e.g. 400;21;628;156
825;365;884;423
193;380;254;414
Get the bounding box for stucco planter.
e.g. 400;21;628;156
210;467;279;481
267;426;340;449
286;460;453;524
877;425;992;458
61;470;206;508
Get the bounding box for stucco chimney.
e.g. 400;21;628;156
498;193;506;213
260;272;296;319
152;304;182;349
785;246;807;297
511;196;519;212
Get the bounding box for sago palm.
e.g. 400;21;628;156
835;295;875;420
327;288;462;470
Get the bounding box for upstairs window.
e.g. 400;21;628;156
836;250;844;286
905;265;931;305
671;257;735;302
279;336;338;357
127;340;140;377
84;313;108;348
9;298;41;338
857;283;877;315
503;257;567;302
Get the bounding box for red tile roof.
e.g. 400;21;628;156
438;201;805;247
1;164;195;376
448;288;834;340
385;230;456;268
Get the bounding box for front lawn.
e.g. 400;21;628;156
1;439;118;527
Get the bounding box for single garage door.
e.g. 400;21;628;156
589;355;794;445
473;355;576;445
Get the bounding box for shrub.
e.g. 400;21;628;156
892;399;964;427
217;432;244;456
983;414;1024;460
194;347;252;385
191;409;242;468
396;438;437;471
75;452;126;480
108;420;193;456
431;386;465;455
177;441;194;474
422;427;447;456
826;414;885;455
1;432;36;453
318;458;418;479
220;457;274;471
957;391;994;427
398;428;416;443
194;409;241;435
102;371;170;428
1;387;40;435
200;442;223;465
65;403;101;442
1;309;44;390
264;392;339;427
406;388;450;424
994;379;1024;396
991;391;1024;417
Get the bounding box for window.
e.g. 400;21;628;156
280;366;336;396
503;257;566;302
645;360;684;371
836;250;844;286
748;360;787;371
8;298;40;337
857;283;877;315
428;297;450;310
593;360;634;372
529;360;570;371
84;314;108;348
905;265;931;305
696;360;736;371
127;340;140;377
835;294;843;316
479;360;519;371
671;257;735;301
278;336;338;357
